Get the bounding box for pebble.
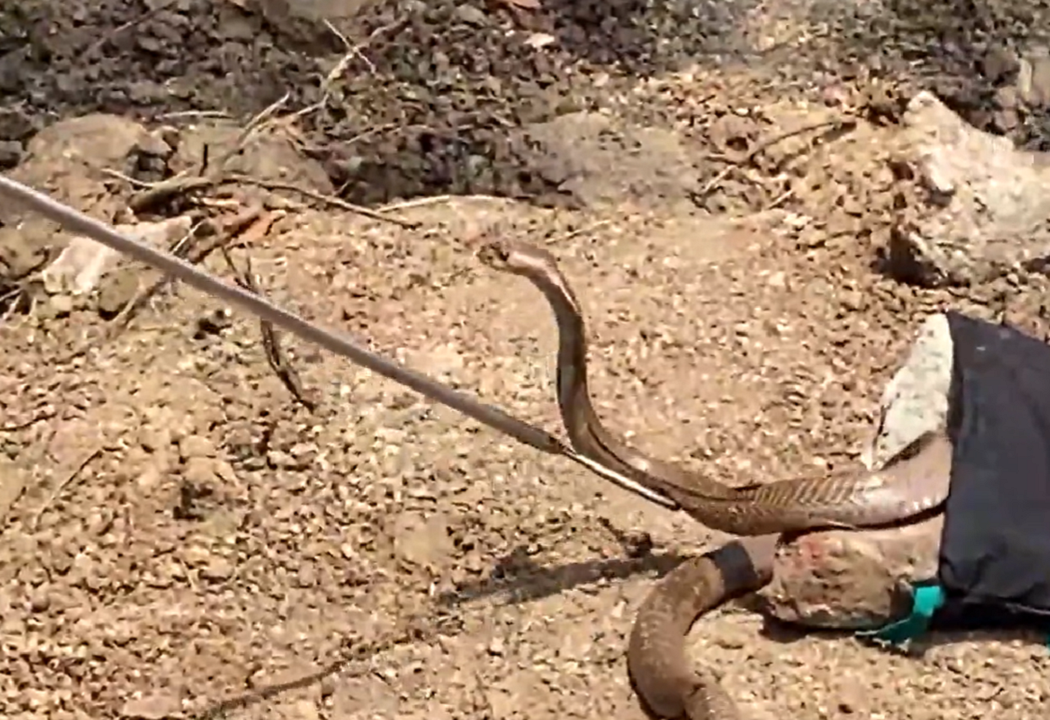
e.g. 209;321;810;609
289;700;320;720
200;557;235;582
182;457;218;486
119;692;180;720
179;435;216;460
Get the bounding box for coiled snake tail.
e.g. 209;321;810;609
629;535;779;720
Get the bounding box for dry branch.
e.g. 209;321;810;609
220;239;319;412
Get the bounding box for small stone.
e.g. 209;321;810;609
97;270;139;318
140;424;172;453
120;692;181;719
28;589;50;613
182;457;218;486
455;4;488;25
983;45;1019;83
50;294;74;316
290;700;320;720
993;107;1020;134
136;465;163;491
212;459;239;484
182;546;210;566
296;564;317;587
179;435;216;460
839;289;863;312
289;442;316;461
319;676;336;697
1019;54;1050;108
135;133;172;157
201;557;234;582
267;449;296;469
995;84;1020;111
0;139;22;168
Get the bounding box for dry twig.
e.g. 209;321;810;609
560;219;611;243
376;193;509;213
219;236;318;412
277;17;408;124
121;93;291;213
0;285;30;323
54;209;263;365
0;408;58;433
226;174;419;229
32;445;107;529
192;607;463;720
692;117;856;202
109;166;418;230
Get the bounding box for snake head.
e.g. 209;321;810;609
476;239;513;269
476;240;579;309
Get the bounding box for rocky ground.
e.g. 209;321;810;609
3;0;1050;719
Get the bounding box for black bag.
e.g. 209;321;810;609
871;311;1050;643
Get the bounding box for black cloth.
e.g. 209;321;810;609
933;311;1050;628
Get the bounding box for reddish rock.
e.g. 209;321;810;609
756;515;943;629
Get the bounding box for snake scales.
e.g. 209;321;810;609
478;239;953;720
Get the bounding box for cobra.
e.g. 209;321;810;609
478;239;952;720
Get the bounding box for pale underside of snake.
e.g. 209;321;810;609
477;239;954;720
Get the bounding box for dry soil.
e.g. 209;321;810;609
3;1;1050;719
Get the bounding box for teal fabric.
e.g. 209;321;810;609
860;584;1050;649
859;584;945;645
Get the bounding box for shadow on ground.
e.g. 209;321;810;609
437;546;688;606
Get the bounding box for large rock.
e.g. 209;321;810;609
887;91;1050;287
755;515;944;629
0;114;160;282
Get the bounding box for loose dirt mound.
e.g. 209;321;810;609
4;0;1050;205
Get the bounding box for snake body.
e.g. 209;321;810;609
478;239;954;720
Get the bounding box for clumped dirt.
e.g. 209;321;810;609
5;0;1050;719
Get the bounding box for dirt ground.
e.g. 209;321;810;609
4;0;1050;719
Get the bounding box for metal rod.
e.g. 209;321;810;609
0;176;680;510
1;176;565;450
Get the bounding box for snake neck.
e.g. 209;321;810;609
536;273;738;503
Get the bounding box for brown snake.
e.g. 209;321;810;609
478;239;954;720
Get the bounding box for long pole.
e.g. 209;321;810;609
0;176;678;510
